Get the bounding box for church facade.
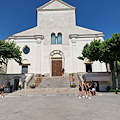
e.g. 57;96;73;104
7;0;107;77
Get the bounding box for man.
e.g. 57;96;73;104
1;83;4;98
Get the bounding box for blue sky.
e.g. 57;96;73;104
0;0;120;40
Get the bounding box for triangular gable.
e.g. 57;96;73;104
37;0;76;11
11;27;37;36
73;26;104;35
69;26;104;38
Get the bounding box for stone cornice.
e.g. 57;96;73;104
69;33;105;39
8;35;44;40
37;0;76;12
38;8;75;11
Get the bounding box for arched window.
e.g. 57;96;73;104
57;33;62;44
23;46;30;54
51;33;56;44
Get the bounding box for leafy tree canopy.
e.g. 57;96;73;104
0;40;22;66
78;32;120;89
78;33;120;64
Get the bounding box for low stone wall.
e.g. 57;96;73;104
0;74;26;92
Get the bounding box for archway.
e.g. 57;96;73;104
14;79;19;90
49;50;65;76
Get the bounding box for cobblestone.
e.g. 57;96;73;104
0;93;120;120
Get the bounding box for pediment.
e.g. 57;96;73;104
37;0;76;11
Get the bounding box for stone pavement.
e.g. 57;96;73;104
0;93;120;120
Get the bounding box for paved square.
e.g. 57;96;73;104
0;93;120;120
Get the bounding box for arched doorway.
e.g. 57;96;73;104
14;79;19;91
50;50;65;76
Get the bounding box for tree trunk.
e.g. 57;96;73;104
115;61;119;89
110;61;116;89
115;61;119;76
106;63;108;72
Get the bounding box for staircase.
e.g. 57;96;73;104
72;73;79;88
7;75;79;96
39;76;70;88
28;74;42;88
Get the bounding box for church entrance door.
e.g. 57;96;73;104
52;60;62;76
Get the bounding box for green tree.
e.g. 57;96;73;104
0;40;22;67
78;33;120;89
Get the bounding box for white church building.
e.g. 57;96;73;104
1;0;112;92
7;0;106;76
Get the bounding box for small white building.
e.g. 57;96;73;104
7;0;106;76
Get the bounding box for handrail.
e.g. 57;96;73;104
77;73;86;82
25;73;34;87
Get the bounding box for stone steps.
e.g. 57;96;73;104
73;73;79;85
39;76;70;88
28;74;42;87
8;75;79;96
7;87;78;95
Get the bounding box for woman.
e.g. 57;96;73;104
86;82;91;99
1;83;4;98
78;81;83;98
82;81;87;97
91;81;96;96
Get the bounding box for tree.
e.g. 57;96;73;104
0;40;22;67
78;33;120;89
78;39;102;61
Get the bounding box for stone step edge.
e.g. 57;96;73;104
4;92;105;97
5;93;79;97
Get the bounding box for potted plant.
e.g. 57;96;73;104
30;84;36;88
17;85;21;90
70;83;76;88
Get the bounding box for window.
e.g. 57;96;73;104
51;33;56;44
57;33;62;44
86;64;92;72
51;33;62;44
22;66;28;73
23;46;30;54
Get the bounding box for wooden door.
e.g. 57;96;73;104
52;60;62;76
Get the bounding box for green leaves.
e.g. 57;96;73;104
0;40;22;65
78;33;120;64
78;33;120;89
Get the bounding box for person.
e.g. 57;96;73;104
62;68;65;77
94;81;97;95
91;81;96;96
78;81;83;98
82;81;87;97
86;82;92;99
1;83;4;98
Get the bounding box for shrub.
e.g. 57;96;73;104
17;85;21;88
109;89;116;92
109;89;120;92
30;84;36;88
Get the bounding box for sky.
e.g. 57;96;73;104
0;0;120;40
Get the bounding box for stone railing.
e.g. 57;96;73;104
24;73;34;88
